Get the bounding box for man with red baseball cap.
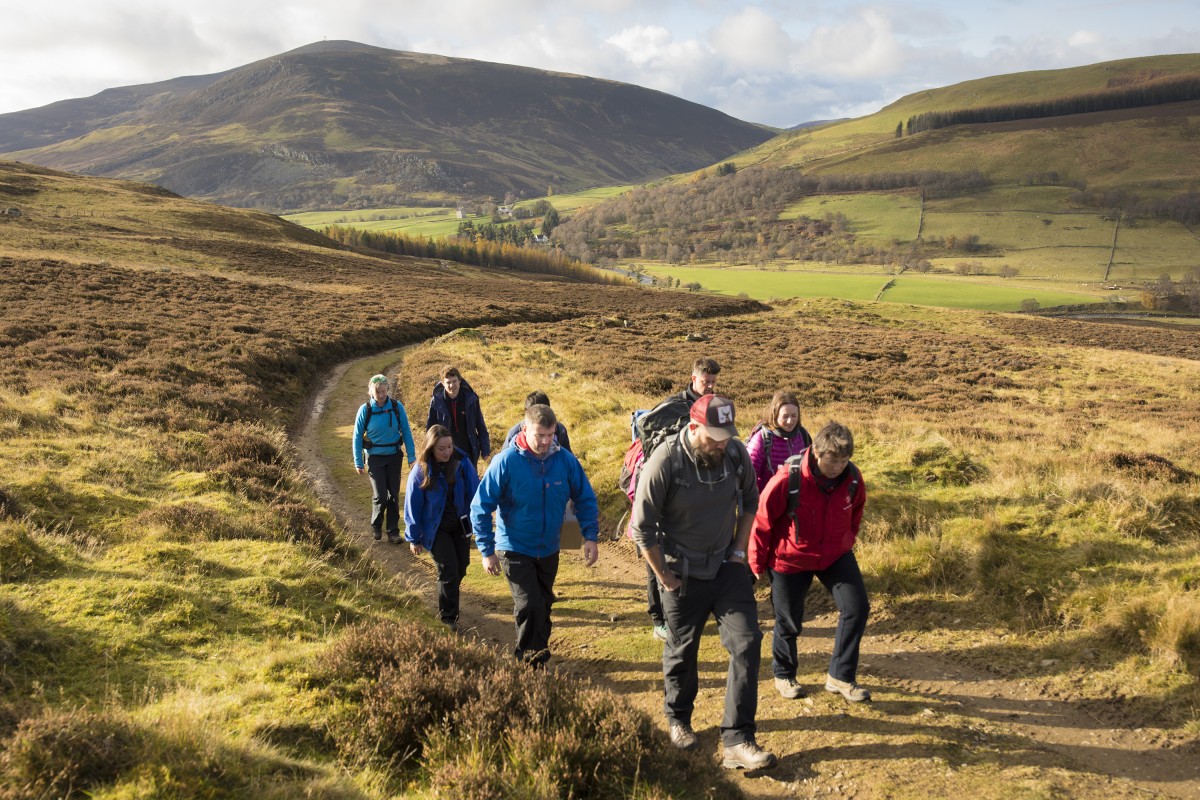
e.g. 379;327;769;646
631;394;776;771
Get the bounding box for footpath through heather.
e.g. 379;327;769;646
296;347;1200;800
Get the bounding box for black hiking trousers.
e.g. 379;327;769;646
366;452;402;535
430;517;471;626
499;549;559;667
661;560;762;747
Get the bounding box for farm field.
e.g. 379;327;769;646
282;184;634;238
782;191;923;242
639;264;1103;310
777;186;1200;283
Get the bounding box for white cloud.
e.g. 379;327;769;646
708;7;791;72
798;8;909;78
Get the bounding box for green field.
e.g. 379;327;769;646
775;186;1200;282
641;264;1102;310
282;185;634;238
782;191;922;242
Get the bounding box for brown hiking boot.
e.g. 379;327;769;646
774;676;807;699
668;722;697;750
825;674;871;702
722;740;777;770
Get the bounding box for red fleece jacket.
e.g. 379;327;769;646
749;452;866;575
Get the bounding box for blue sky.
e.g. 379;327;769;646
1;0;1195;127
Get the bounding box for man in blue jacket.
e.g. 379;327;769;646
471;403;599;667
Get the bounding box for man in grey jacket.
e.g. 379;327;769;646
631;394;776;771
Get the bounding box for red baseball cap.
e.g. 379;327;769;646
690;394;738;440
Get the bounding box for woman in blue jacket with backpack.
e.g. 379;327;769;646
352;374;416;544
405;424;480;629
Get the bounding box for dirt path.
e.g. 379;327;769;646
294;354;1199;799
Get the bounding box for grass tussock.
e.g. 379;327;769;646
322;621;735;799
411;300;1200;734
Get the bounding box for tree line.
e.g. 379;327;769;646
320;225;628;285
550;166;989;265
901;73;1200;135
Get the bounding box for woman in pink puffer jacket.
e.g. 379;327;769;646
745;390;812;491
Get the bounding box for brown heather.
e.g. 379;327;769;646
0;161;755;799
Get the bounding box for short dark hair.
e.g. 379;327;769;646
525;390;550;408
524;403;557;429
813;421;854;458
440;365;461;380
692;357;720;376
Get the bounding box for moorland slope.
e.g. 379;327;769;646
0;41;773;211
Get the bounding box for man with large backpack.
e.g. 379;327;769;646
631;394;776;771
352;374;417;544
623;357;721;640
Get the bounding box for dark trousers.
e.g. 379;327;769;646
645;558;664;626
769;550;869;683
499;550;559;666
430;519;471;625
661;561;762;747
366;452;402;534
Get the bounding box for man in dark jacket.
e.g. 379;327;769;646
632;394;776;772
427;366;490;469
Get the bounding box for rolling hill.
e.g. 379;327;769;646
0;40;773;212
736;53;1200;193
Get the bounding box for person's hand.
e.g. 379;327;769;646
658;570;682;593
582;540;598;567
409;543;423;556
355;466;366;475
483;554;501;575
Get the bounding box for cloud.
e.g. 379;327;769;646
798;8;910;79
708;7;791;72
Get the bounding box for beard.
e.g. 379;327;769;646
695;447;724;469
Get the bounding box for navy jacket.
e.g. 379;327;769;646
427;379;490;462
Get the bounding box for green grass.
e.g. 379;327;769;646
782;191;922;242
878;275;1099;309
283;185;635;237
639;264;1102;309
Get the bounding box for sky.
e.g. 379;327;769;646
2;1;1196;128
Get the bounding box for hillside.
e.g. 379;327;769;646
0;41;773;211
0;159;765;798
738;53;1200;192
2;159;1199;798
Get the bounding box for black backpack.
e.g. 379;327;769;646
784;451;860;543
362;399;401;450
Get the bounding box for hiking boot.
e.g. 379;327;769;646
372;528;383;541
774;676;807;699
387;531;401;544
668;723;697;750
652;624;669;642
722;740;777;770
825;674;871;702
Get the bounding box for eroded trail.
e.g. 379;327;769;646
295;352;1199;800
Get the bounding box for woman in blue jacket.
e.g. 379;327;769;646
405;424;480;629
352;374;416;544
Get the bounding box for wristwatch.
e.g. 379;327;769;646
730;549;747;560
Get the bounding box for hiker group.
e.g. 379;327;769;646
351;358;870;771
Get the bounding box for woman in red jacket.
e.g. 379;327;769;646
749;421;871;703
